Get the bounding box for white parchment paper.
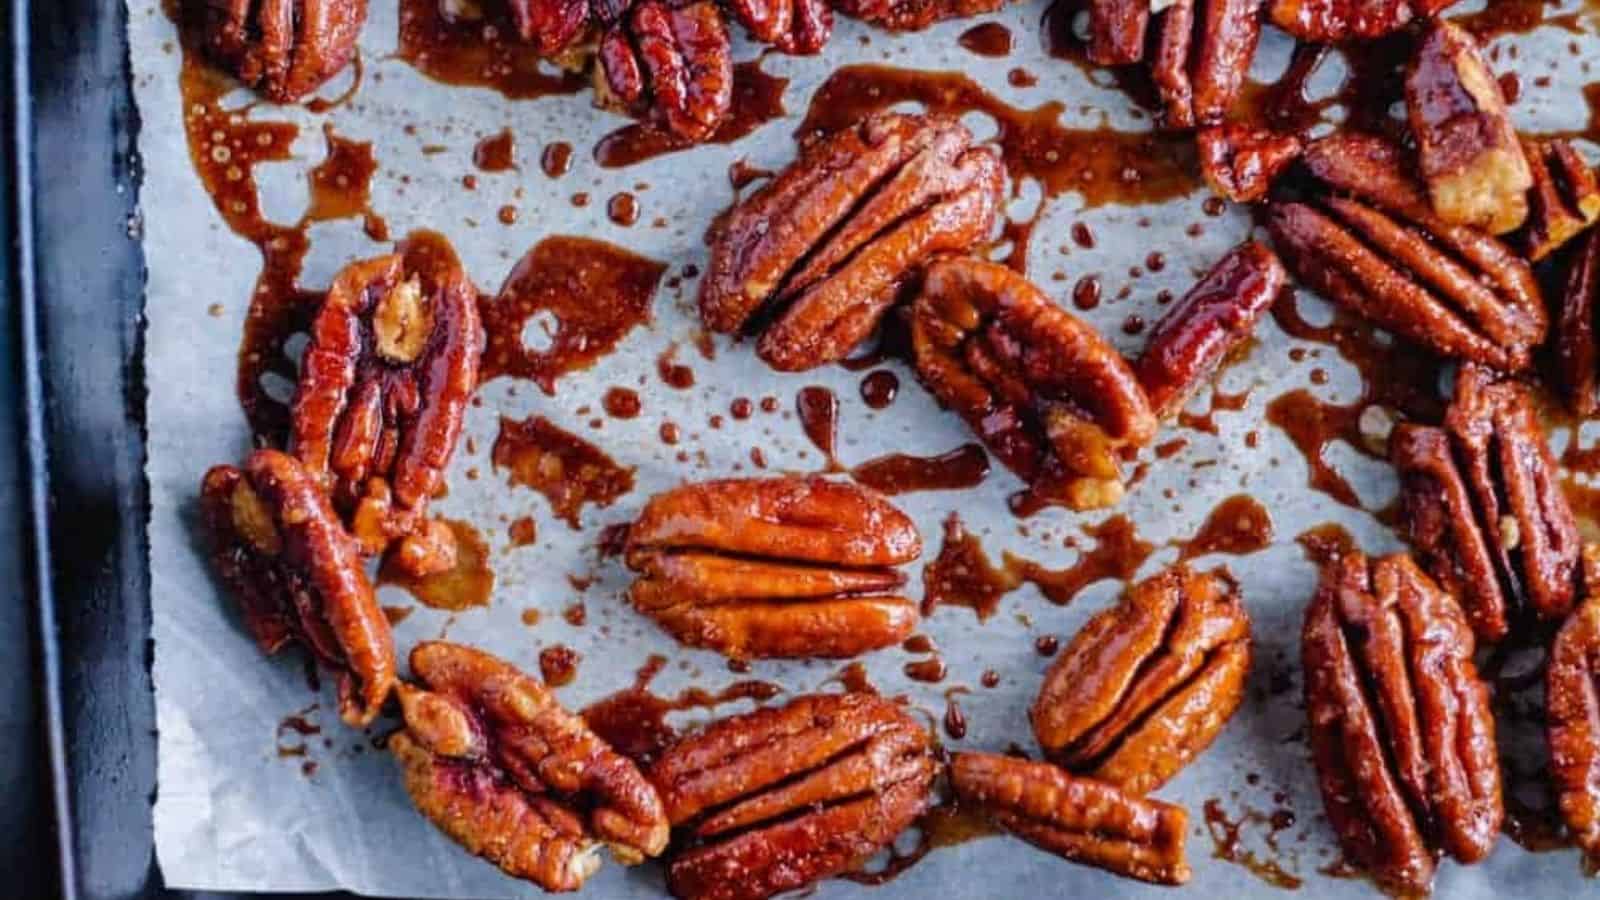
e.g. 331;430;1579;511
133;0;1600;895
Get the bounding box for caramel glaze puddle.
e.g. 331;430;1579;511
396;0;587;100
1295;522;1358;569
859;369;900;409
473;128;517;172
594;59;789;168
1176;494;1273;561
942;686;970;739
851;444;991;495
958;22;1013;57
378;518;495;611
922;514;1021;620
492;414;635;528
796;385;842;469
539;644;581;687
845;790;1001;886
582;654;782;767
1006;514;1156;605
478;236;667;391
1177;386;1250;435
1456;0;1591;39
1202;798;1304;890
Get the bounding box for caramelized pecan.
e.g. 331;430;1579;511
290;236;481;578
1134;241;1284;420
1520;138;1600;262
724;0;831;52
650;692;935;900
393;641;669;891
1268;0;1457;42
1032;565;1251;796
1405;21;1532;235
200;449;395;726
623;477;922;659
1303;551;1502;894
1196;124;1303;204
193;0;368;102
700;113;1002;371
596;0;733;142
1547;545;1600;870
950;752;1190;885
910;256;1158;512
832;0;1002;30
1268;132;1546;371
505;0;593;56
1392;366;1581;639
1084;0;1264;128
1560;229;1600;415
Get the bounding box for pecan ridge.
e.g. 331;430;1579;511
193;0;369;102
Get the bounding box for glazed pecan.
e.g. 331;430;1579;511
289;237;481;578
1083;0;1263;128
831;0;1001;30
1031;565;1251;796
724;0;831;52
1268;0;1457;42
1547;545;1600;870
193;0;368;102
1196;124;1303;204
1560;230;1600;415
505;0;593;56
200;449;395;726
1519;138;1600;262
699;113;1002;371
650;692;936;900
393;641;669;891
596;0;733;142
623;477;922;659
1391;366;1581;640
950;752;1190;885
910;256;1158;512
1303;551;1502;894
1268;131;1546;371
1405;21;1532;235
1134;241;1285;421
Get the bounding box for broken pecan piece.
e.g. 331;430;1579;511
596;0;733;142
1032;565;1251;796
193;0;368;102
1268;131;1545;371
393;641;669;891
623;477;922;659
1520;138;1600;262
650;692;935;900
1134;241;1284;420
1268;0;1457;42
700;112;1003;371
1547;545;1600;871
950;752;1190;885
1405;21;1532;235
1391;366;1581;640
832;0;1001;30
724;0;831;52
200;449;395;726
910;256;1158;512
1196;124;1302;204
1560;229;1600;415
1303;551;1502;894
289;235;481;578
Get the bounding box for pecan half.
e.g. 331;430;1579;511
724;0;831;52
1268;131;1546;371
1520;138;1600;262
1134;241;1284;421
623;477;922;659
1031;565;1251;796
700;113;1003;371
289;236;481;578
1391;366;1581;640
1405;21;1531;235
1560;229;1600;415
193;0;368;102
1268;0;1457;42
1082;0;1263;128
596;0;733;142
506;0;593;56
200;449;395;726
950;752;1190;885
1547;544;1600;870
393;642;669;891
1196;124;1303;204
910;256;1158;512
831;0;1002;30
1303;551;1502;894
650;692;936;900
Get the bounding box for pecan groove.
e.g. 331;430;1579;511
194;0;368;102
597;0;734;142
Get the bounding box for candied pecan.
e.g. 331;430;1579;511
505;0;593;56
1560;230;1600;415
1196;124;1302;204
1405;21;1531;235
699;113;1002;371
650;692;936;900
1519;138;1600;262
200;449;395;726
950;752;1190;885
723;0;831;52
393;642;669;891
289;237;481;578
624;477;922;659
909;256;1157;512
1134;241;1284;420
1547;544;1600;870
1268;131;1545;371
1150;0;1265;129
596;0;733;142
1268;0;1457;42
1303;551;1502;894
832;0;1001;30
193;0;367;102
1031;565;1251;796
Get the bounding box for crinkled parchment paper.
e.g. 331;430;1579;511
133;0;1600;895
